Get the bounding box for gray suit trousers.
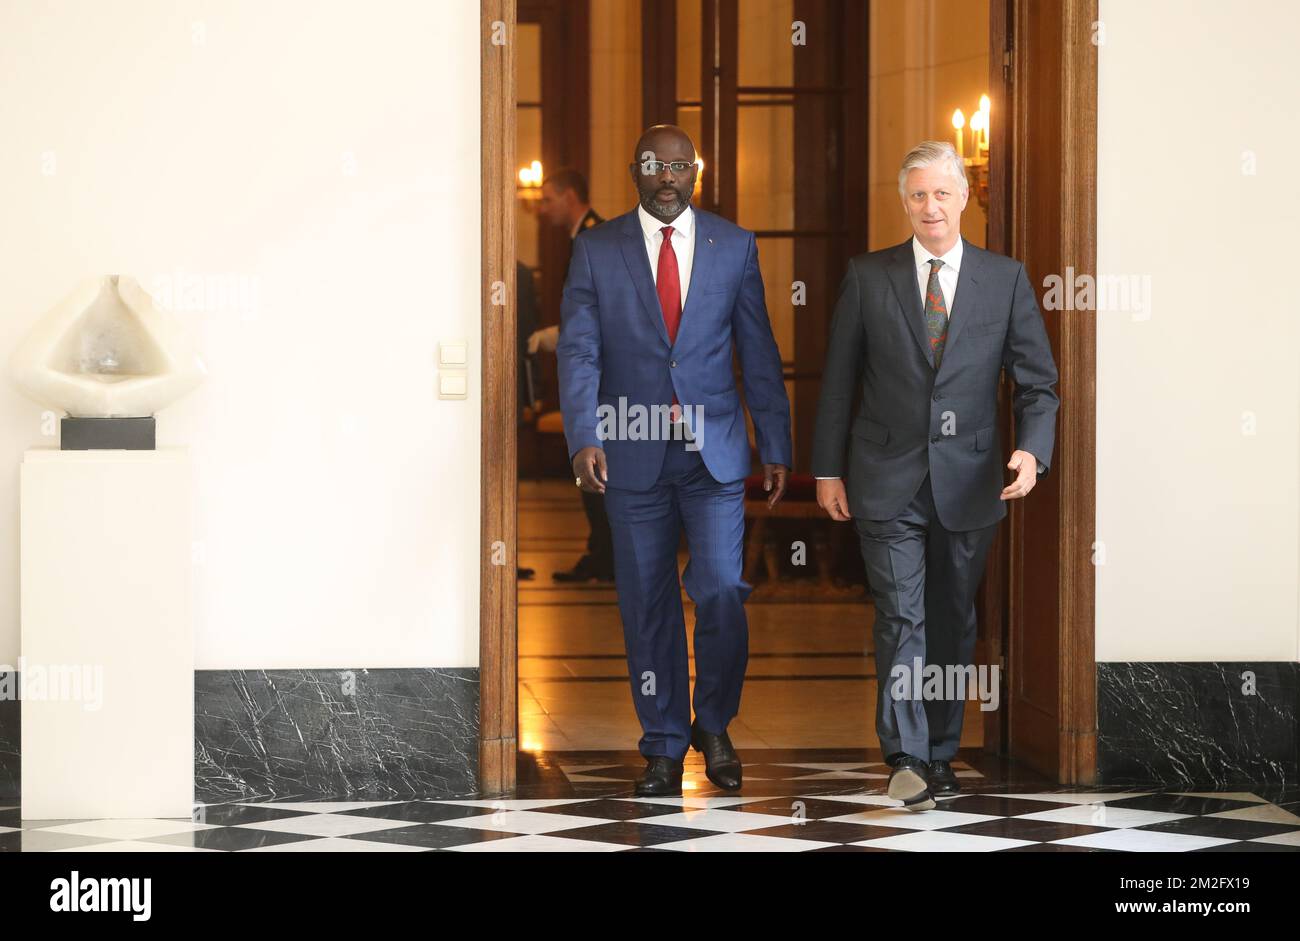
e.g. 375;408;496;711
854;471;998;762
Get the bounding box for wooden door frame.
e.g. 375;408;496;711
480;0;518;796
478;0;1098;795
1001;0;1097;785
1052;0;1099;787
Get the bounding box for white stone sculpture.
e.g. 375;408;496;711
9;275;206;418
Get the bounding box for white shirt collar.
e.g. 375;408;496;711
912;234;963;273
638;203;694;241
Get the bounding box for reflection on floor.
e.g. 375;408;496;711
518;478;987;753
5;754;1297;851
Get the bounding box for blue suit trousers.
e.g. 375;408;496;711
603;434;751;760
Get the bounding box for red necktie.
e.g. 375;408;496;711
656;225;681;417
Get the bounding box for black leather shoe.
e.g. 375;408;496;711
690;722;742;790
634;756;684;797
552;555;615;583
927;759;960;797
887;753;935;811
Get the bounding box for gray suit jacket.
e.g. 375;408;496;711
810;237;1059;531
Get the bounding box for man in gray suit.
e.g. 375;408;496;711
811;140;1059;811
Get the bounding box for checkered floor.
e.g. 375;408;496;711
4;756;1299;851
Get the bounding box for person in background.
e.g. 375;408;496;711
516;258;540;581
531;168;613;584
540;167;603;242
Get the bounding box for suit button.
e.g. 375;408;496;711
669;360;677;368
930;434;941;443
933;393;942;401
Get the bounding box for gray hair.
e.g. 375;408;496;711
897;140;968;198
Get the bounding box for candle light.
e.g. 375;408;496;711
952;109;966;159
517;161;544;188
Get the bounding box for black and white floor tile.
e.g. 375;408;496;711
4;753;1299;852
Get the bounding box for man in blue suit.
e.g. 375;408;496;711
557;125;792;796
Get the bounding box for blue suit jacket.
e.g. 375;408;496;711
557;207;792;493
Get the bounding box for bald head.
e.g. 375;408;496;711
633;125;696;164
629;125;698;223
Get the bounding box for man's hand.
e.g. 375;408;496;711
528;325;560;355
816;478;851;521
1001;449;1039;500
573;446;607;493
762;463;788;509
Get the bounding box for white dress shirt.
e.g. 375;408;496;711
913;234;962;314
638;203;695;302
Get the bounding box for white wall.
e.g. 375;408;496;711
0;0;481;669
1096;0;1300;661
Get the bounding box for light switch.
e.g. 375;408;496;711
439;341;468;366
439;372;467;399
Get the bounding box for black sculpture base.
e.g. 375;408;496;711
61;417;156;450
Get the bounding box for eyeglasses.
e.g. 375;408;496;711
640;160;696;175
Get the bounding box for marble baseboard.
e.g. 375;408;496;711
196;668;479;803
0;667;479;805
1098;661;1299;791
0;692;17;802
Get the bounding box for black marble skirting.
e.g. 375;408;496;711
0;667;479;804
196;668;479;803
1098;662;1299;791
0;692;17;802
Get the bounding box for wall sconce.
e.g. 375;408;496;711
517;160;543;207
952;94;990;212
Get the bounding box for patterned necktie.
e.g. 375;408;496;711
656;225;682;417
924;258;948;369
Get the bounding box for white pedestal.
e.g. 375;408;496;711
20;448;194;819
